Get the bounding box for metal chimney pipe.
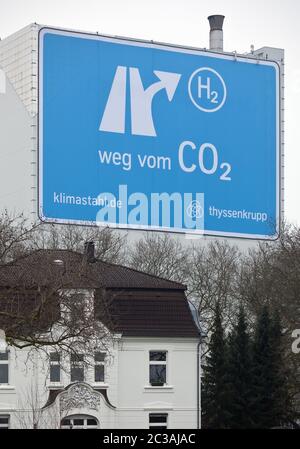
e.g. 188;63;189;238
208;15;225;52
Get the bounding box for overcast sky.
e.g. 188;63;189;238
1;0;299;225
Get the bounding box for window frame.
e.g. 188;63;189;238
94;352;106;383
70;292;86;325
49;352;61;384
149;413;168;429
70;353;85;383
0;415;10;429
61;415;98;429
149;350;167;386
0;351;9;385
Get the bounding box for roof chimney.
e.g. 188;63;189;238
208;15;225;52
84;241;95;263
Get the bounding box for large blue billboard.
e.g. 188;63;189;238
38;28;280;239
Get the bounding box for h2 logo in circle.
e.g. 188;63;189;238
188;67;227;113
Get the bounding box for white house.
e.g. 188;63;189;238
0;243;202;429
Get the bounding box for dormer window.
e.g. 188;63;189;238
61;290;94;325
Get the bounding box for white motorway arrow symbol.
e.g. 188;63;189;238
99;66;181;137
130;68;181;136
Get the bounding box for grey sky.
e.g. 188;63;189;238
1;0;299;224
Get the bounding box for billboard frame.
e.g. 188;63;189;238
38;26;282;240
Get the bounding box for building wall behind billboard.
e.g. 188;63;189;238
0;24;38;221
0;24;38;116
0;73;35;219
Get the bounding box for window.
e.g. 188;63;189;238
0;416;10;429
70;354;84;382
149;413;168;429
0;352;8;384
50;352;60;383
149;351;167;386
94;352;105;383
61;415;98;429
61;293;87;326
70;293;86;323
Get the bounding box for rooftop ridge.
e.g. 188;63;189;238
0;248;185;290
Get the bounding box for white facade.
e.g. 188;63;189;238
0;24;37;220
0;331;200;429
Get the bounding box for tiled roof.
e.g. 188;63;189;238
95;289;200;338
0;249;186;290
0;249;200;339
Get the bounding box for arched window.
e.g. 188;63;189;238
61;414;99;429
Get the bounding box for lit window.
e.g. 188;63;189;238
0;415;10;429
50;353;60;383
70;354;84;382
149;413;168;429
0;352;8;384
149;351;167;386
94;352;105;383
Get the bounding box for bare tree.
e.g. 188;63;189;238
127;232;190;283
188;240;241;335
14;379;76;429
28;224;127;264
0;283;112;358
238;223;300;327
236;224;300;417
0;212;128;355
127;233;243;346
14;381;48;429
0;211;40;263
